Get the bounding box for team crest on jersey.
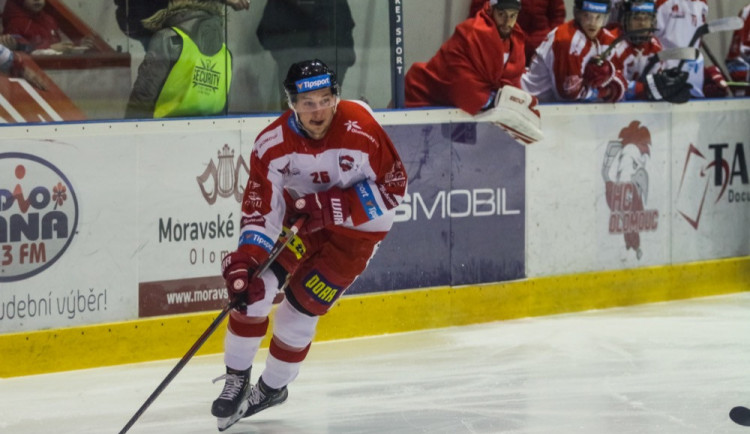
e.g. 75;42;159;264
384;161;407;188
670;4;685;18
339;155;354;172
277;161;300;178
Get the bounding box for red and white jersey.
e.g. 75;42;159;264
727;3;750;61
610;36;664;99
238;100;407;260
522;19;621;101
654;0;707;96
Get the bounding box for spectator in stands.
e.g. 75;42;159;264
404;0;526;115
125;0;232;118
0;17;32;52
2;0;93;54
255;0;355;109
0;42;46;89
521;0;627;103
610;0;691;103
726;2;750;97
653;0;707;97
469;0;566;66
113;0;249;50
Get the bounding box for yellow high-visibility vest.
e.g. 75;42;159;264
154;27;232;118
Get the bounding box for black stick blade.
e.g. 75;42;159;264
730;406;750;426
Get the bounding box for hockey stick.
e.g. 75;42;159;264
700;42;732;83
593;27;657;64
118;217;306;434
640;47;699;77
727;81;750;87
677;16;744;69
730;406;750;427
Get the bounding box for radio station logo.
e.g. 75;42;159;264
0;153;79;282
197;144;249;204
601;121;659;260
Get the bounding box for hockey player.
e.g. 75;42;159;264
522;0;628;102
653;0;708;97
211;59;407;431
405;0;543;145
609;0;692;102
404;0;526;115
726;3;750;96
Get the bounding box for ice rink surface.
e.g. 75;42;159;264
1;291;749;434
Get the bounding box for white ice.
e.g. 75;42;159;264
1;292;749;434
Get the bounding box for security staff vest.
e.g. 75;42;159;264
154;27;232;118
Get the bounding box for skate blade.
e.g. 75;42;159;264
216;400;250;432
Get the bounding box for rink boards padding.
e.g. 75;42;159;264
1;101;750;376
0;256;748;377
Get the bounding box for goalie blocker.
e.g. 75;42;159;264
479;85;544;145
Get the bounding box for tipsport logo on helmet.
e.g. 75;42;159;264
581;0;609;13
630;2;655;13
295;74;332;93
0;153;79;282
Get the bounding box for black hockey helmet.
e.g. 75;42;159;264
621;0;656;45
574;0;611;14
283;59;339;101
490;0;521;10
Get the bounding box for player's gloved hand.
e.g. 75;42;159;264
293;187;351;234
481;85;543;145
727;57;749;96
221;250;265;307
597;71;626;102
702;65;730;98
583;58;615;88
645;67;692;103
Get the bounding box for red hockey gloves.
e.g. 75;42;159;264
645;67;692;103
293;187;351;234
597;71;626;103
703;65;730;98
221;250;265;306
583;58;616;89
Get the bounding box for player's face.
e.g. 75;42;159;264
293;88;337;140
23;0;45;13
575;10;608;39
627;12;655;33
491;8;520;39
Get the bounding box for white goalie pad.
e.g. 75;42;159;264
482;86;544;145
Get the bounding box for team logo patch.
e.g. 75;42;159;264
302;271;342;305
339;155;354;172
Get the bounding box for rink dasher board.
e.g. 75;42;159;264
0;100;749;376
